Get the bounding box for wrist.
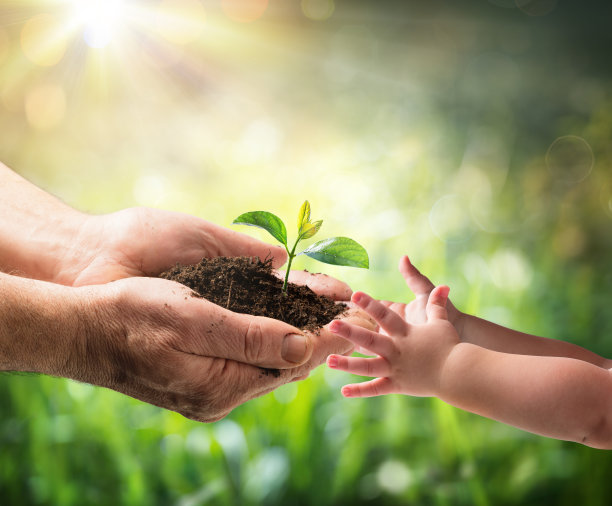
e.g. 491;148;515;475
59;281;126;386
435;341;480;399
0;274;83;375
0;164;92;283
451;309;469;341
1;206;90;285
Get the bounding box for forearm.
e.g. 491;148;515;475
438;343;612;448
0;162;88;283
458;313;612;368
0;271;85;375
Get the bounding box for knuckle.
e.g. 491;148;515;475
364;332;376;350
243;318;265;363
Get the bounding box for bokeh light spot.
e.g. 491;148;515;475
429;194;474;243
213;419;248;458
462;253;490;284
133;174;168;206
185;427;211;455
222;0;268;23
66;381;95;401
24;84;66;130
272;382;298;404
302;0;335;21
244;448;289;501
234;118;282;165
160;433;184;455
546;135;593;184
20;14;68;67
377;460;412;494
155;0;207;45
489;249;532;292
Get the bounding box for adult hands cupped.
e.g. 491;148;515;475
72;276;373;422
64;207;351;300
53;206;365;421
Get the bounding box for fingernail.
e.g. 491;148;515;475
341;386;352;398
352;292;364;303
282;334;308;364
329;320;342;333
327;355;338;368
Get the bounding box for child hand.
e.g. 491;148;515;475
377;256;465;338
326;286;460;398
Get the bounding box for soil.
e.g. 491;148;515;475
159;256;346;333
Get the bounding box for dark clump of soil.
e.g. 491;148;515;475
160;256;346;332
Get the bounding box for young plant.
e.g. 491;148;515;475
233;201;369;294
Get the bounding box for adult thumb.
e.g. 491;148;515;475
426;285;450;322
215;311;313;369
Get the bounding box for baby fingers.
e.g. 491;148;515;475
398;255;435;297
327;354;390;377
328;319;396;357
351;292;407;336
341;377;394;398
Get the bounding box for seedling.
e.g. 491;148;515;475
233;201;369;294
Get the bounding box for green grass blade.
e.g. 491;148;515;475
300;237;369;268
233;211;287;246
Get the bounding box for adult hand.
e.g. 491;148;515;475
68;276;372;422
62;207;286;285
62;207;352;300
0;164;353;298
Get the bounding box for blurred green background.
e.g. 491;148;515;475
2;0;612;504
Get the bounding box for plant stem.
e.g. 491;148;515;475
282;237;300;294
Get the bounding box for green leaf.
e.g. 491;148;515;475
233;211;287;246
297;200;311;231
299;237;369;268
299;219;323;240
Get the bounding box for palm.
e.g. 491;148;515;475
377;256;461;333
68;207;353;300
381;296;429;326
70;207;287;286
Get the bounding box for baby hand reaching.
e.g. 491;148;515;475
326;285;460;398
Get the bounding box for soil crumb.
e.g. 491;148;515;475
160;257;346;332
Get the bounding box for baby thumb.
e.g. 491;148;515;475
426;285;450;322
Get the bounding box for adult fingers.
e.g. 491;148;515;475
426;285;450;321
178;301;313;369
398;256;435;297
327;354;390;377
351;292;407;336
199;318;371;414
279;270;353;301
328;319;395;357
341;377;394;398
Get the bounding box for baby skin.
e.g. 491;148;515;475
327;256;612;449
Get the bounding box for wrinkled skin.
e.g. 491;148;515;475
70;276;374;422
53;207;369;421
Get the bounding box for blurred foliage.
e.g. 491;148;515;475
2;0;612;504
